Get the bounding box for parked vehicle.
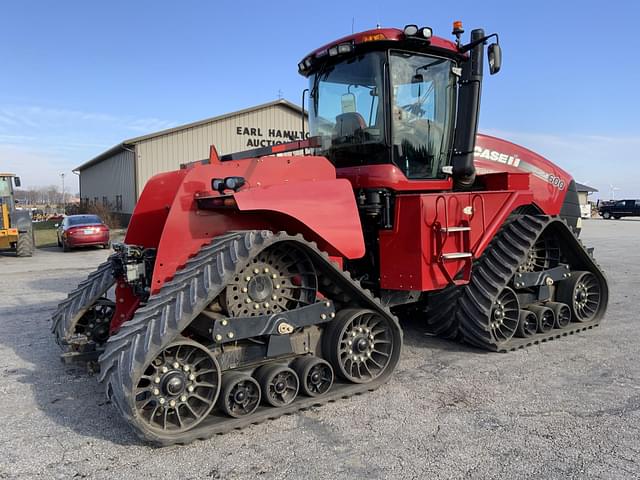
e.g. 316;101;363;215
598;199;640;219
52;22;608;445
0;173;34;257
56;214;110;251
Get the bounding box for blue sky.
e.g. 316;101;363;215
1;0;639;198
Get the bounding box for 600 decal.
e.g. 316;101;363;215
548;175;565;190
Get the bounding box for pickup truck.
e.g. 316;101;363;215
598;199;640;219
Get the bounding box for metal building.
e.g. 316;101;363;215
75;99;307;219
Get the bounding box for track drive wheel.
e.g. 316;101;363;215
556;271;603;323
218;373;261;418
224;244;316;317
324;308;399;384
133;339;221;435
255;364;299;407
292;356;334;397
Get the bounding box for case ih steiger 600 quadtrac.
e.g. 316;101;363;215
52;22;608;444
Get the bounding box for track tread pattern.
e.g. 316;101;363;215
51;257;116;345
455;215;608;351
98;231;402;445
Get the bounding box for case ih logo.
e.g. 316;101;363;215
474;146;521;167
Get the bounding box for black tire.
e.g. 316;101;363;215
613;216;621;220
254;364;299;407
292;356;334;397
218;373;261;418
16;230;34;257
516;310;538;338
556;271;604;323
527;305;555;333
323;308;398;384
62;240;71;252
547;302;571;328
57;235;62;247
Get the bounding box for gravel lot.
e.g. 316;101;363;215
0;219;638;479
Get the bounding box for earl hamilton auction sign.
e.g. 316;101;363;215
236;126;310;147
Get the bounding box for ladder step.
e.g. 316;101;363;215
441;226;471;233
442;252;473;260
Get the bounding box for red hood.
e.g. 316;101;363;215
474;133;574;215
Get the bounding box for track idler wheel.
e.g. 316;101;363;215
489;287;520;343
292;356;334;397
218;373;261;418
556;271;603;323
255;365;299;407
324;308;399;384
75;298;115;344
516;310;538;338
134;339;221;434
527;305;555;333
546;302;571;328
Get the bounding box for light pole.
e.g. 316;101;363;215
61;172;65;214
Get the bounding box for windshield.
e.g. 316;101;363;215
309;50;456;180
309;51;388;166
389;51;456;179
68;215;102;226
0;177;12;197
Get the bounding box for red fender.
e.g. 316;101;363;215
123;154;363;296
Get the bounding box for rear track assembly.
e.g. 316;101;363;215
97;231;402;445
431;215;609;351
51;258;115;361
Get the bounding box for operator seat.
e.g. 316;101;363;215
334;112;367;141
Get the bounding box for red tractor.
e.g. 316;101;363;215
52;22;608;444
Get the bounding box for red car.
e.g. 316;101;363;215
56;214;110;251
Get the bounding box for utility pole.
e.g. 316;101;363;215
61;172;65;214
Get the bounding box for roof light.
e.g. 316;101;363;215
452;20;464;35
419;27;433;39
403;24;418;36
337;42;353;54
298;61;306;71
328;46;338;56
361;32;386;42
304;57;313;68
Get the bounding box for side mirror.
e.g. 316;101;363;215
488;43;502;75
14;176;21;187
340;93;356;113
411;73;424;97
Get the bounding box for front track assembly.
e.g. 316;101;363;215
97;231;402;445
50;259;116;362
431;215;609;351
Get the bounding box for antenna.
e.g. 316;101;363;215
277;89;283;100
352;17;355;34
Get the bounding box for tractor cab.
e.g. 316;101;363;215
299;24;501;189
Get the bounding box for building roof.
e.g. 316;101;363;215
74;99;305;172
575;182;598;193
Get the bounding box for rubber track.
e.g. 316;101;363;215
97;231;402;445
51;257;116;346
424;285;462;339
456;215;609;351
